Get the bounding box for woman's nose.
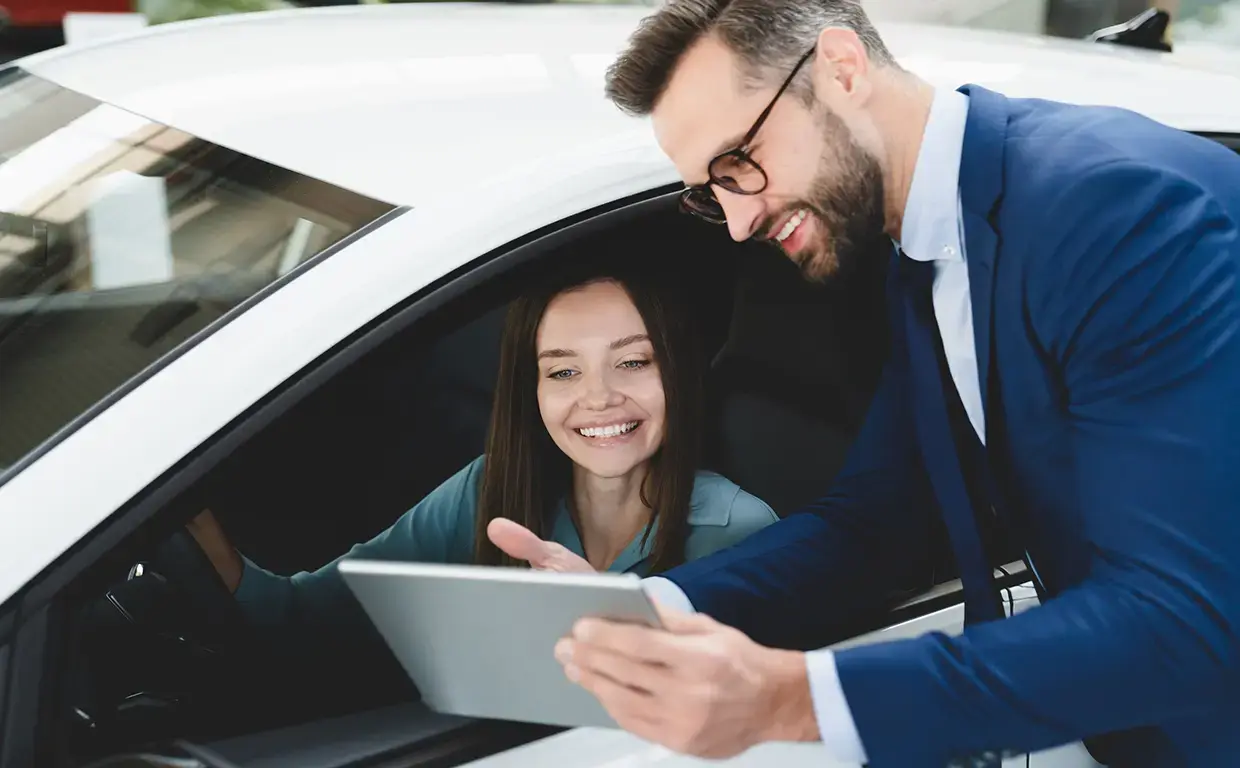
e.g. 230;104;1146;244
579;371;624;410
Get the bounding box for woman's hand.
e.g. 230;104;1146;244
487;518;595;573
186;509;245;593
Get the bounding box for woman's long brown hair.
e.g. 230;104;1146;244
473;265;703;574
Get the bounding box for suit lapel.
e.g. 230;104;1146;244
956;84;1010;426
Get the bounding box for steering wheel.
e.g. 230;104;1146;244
71;527;254;753
143;526;251;650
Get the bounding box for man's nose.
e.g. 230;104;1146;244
716;188;764;242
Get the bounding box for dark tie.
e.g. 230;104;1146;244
897;251;1016;767
897;251;1005;625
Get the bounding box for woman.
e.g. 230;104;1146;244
189;265;777;634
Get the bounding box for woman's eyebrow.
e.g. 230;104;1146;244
537;334;650;360
611;334;650;350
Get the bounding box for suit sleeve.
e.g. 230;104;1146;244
660;268;941;651
834;161;1240;765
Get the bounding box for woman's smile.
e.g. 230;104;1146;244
574;419;644;445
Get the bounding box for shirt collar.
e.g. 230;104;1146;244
896;88;970;264
547;473;730;574
548;504;654;574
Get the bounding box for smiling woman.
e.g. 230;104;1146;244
480;271;687;574
185;260;778;652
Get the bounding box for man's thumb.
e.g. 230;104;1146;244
487;518;551;565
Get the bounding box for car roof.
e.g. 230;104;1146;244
17;3;1240;207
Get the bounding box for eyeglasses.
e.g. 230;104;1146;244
679;46;816;225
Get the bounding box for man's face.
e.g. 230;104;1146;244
651;36;887;281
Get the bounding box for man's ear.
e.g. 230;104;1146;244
812;26;872;105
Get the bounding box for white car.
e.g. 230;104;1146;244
1;5;1237;768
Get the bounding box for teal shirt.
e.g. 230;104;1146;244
235;455;776;631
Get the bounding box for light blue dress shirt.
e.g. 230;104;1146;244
644;87;982;764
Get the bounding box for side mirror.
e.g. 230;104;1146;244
1088;7;1172;53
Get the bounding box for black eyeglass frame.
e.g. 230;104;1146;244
679;45;818;224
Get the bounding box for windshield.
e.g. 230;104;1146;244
0;68;397;472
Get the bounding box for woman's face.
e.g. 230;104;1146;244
536;280;667;480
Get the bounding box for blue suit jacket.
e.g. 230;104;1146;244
663;84;1240;766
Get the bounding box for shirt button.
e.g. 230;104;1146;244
943;245;956;257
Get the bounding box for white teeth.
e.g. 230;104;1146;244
776;209;807;242
577;421;639;438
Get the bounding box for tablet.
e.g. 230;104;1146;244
336;559;663;729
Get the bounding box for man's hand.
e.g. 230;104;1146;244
555;604;820;758
486;518;595;573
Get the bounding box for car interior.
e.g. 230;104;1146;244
27;190;983;768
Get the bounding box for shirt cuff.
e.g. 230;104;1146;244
806;648;868;764
641;576;696;614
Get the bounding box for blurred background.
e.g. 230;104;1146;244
1;0;1237;66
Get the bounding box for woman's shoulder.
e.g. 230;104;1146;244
433;454;488;498
686;470;778;532
395;454;488;538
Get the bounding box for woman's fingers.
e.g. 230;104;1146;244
487;518;553;564
487;518;595;572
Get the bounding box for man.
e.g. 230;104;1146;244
488;0;1240;764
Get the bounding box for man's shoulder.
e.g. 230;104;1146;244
999;97;1240;217
990;99;1240;357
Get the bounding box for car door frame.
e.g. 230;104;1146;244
0;136;682;605
0;176;689;767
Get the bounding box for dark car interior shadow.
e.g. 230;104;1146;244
202;204;894;577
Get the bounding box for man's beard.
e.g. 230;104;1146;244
771;104;888;283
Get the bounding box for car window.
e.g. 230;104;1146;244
0;67;396;472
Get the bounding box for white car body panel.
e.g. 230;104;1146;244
1;6;1234;766
17;4;1240;210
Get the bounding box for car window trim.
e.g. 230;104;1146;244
0;205;409;494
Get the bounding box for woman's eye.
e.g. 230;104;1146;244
548;369;576;380
619;359;650;370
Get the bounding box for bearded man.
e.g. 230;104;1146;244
489;1;1240;765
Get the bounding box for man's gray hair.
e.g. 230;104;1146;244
604;0;895;116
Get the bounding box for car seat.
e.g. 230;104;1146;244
702;243;890;517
